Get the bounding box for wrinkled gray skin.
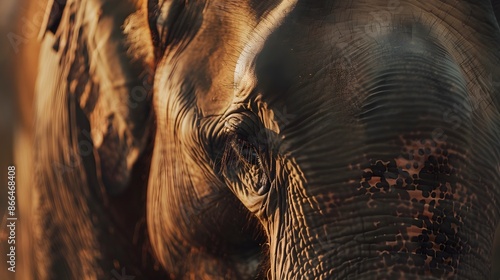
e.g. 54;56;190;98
32;0;500;279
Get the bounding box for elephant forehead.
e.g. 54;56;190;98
156;37;235;117
154;0;297;117
153;4;242;117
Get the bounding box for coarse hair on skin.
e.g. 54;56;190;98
123;1;155;66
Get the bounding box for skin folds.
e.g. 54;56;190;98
25;0;500;279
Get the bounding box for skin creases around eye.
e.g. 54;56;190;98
225;137;272;196
221;111;274;196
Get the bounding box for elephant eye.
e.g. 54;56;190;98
232;138;260;166
220;135;271;196
220;114;262;167
217;113;273;196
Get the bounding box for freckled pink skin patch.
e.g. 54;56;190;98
351;137;475;278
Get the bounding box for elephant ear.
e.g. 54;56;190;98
32;1;163;277
38;0;155;195
119;0;207;75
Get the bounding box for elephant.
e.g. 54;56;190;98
26;0;500;279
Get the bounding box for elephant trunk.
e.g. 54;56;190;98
269;148;496;279
264;25;500;279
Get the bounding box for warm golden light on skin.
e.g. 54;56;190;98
8;0;500;279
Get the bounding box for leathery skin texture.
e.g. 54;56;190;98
352;139;474;278
25;0;500;279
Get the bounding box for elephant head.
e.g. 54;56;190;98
29;0;500;279
142;0;500;279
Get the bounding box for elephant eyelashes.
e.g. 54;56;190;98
225;137;263;172
234;139;260;166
